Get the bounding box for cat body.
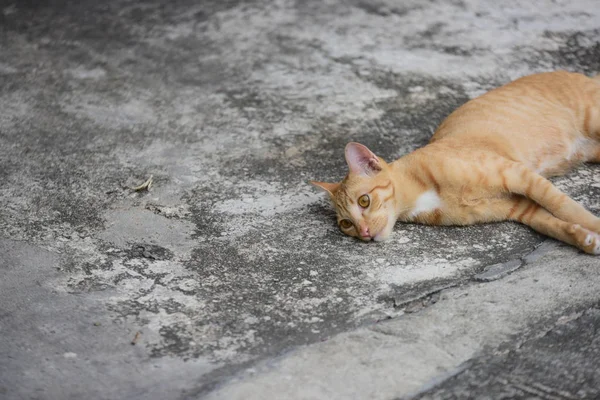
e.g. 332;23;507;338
312;71;600;254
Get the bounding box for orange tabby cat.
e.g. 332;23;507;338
311;71;600;254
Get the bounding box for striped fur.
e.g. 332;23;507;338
312;71;600;254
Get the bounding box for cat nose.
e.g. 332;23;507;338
359;225;370;238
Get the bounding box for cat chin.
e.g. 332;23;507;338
372;213;396;242
372;231;391;242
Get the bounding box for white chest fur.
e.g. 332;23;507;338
410;190;442;217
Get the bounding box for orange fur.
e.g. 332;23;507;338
312;71;600;254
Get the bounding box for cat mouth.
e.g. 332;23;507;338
359;229;380;241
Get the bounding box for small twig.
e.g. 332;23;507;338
132;175;153;192
131;331;141;345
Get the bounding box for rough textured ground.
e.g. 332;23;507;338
0;0;599;399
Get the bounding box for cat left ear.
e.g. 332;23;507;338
345;142;382;176
310;181;340;197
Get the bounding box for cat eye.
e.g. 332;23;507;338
358;194;370;208
339;219;353;230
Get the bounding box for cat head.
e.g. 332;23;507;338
311;142;396;242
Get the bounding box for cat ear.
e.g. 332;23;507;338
310;181;340;196
345;142;382;176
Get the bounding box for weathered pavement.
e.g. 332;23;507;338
1;1;599;399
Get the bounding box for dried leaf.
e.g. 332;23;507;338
132;175;153;192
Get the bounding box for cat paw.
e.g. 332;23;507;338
583;232;600;255
570;224;600;255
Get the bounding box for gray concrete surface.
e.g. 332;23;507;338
0;0;599;399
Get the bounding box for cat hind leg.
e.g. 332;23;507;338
497;196;600;255
497;161;600;232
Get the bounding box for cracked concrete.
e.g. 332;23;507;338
1;0;599;399
204;243;600;400
413;305;600;399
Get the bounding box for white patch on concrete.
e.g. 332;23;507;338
0;62;18;74
99;208;197;258
299;0;600;81
377;257;478;287
63;96;157;129
51;233;221;359
193;4;398;127
212;329;259;361
162;21;195;40
254;59;397;123
410;190;442;217
66;67;107;80
214;181;321;217
0;93;30;129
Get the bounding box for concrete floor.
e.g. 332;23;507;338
1;0;599;399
